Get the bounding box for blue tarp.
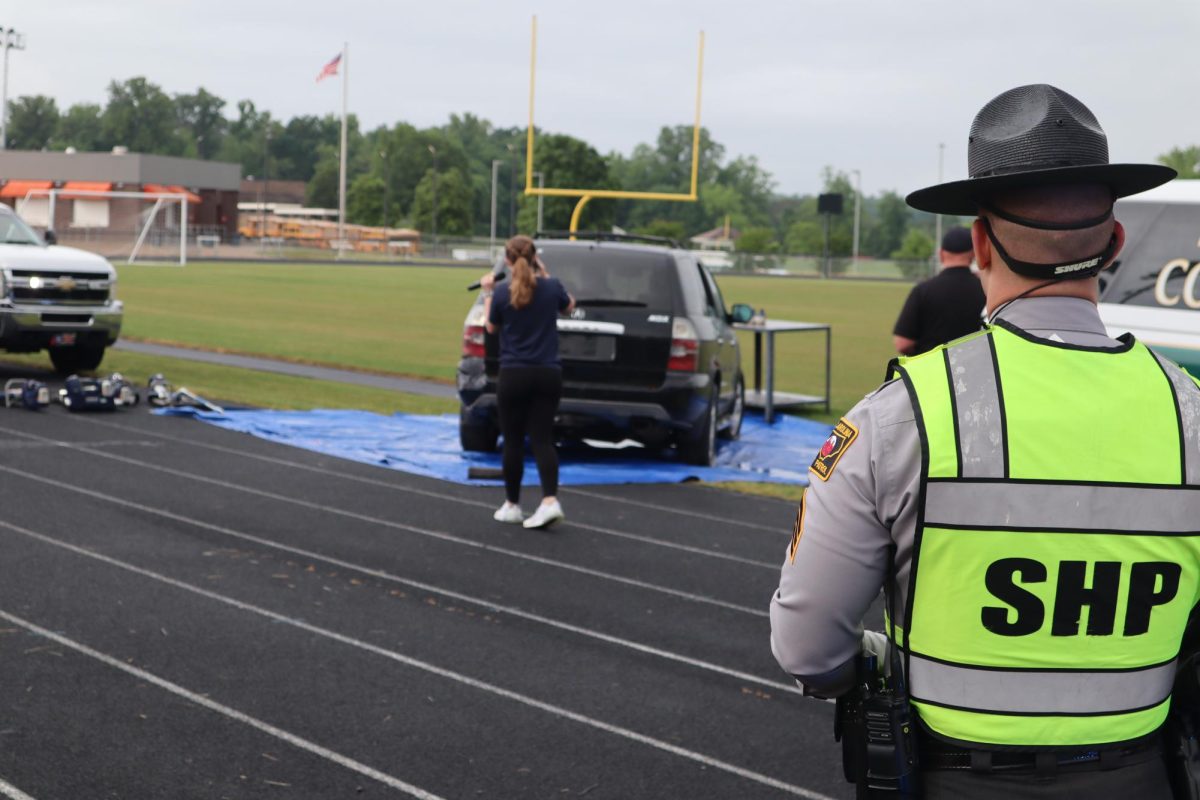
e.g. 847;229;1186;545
159;407;830;487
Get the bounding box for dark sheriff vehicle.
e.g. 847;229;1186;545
457;234;752;466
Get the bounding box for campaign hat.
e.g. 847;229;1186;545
907;84;1176;215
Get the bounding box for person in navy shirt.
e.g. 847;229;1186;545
480;235;574;528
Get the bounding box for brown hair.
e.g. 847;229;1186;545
506;235;538;309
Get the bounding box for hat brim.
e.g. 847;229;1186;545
906;163;1177;215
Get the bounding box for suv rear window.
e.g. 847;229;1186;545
539;246;676;309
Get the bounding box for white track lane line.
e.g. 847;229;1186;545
0;427;766;618
0;522;832;800
75;418;780;569
0;462;798;696
0;778;35;800
562;486;785;534
0;606;446;799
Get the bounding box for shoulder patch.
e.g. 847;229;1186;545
809;418;859;481
788;490;807;563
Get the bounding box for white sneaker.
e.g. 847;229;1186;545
493;502;524;523
523;500;565;529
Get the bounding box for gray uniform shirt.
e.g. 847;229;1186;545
769;296;1123;696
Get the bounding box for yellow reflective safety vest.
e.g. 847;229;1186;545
889;320;1200;748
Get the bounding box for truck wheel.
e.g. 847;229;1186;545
680;388;717;467
460;407;499;452
50;344;106;374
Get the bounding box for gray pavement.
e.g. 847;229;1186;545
113;339;457;399
0;377;857;800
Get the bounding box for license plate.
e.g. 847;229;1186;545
560;333;615;362
50;333;77;346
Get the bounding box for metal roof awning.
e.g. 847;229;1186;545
143;183;202;203
59;181;114;199
0;179;52;199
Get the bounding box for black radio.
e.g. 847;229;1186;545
836;653;919;798
835;545;919;798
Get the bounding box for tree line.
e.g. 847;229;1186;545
10;76;985;263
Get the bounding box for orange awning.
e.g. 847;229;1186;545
169;185;203;204
143;183;202;204
0;179;52;199
60;181;113;200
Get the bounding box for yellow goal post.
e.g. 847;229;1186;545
524;16;706;234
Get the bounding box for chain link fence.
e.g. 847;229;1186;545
707;252;935;281
47;225;937;283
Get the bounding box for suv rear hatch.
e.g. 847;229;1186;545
486;244;677;389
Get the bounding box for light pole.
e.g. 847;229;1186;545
0;27;25;150
260;129;271;247
934;143;945;276
490;159;501;258
851;169;862;264
427;144;439;251
505;143;516;236
532;171;544;233
247;174;257;241
379;148;390;227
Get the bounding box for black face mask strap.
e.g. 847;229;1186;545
980;215;1116;281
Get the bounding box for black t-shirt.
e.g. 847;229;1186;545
893;267;986;355
488;277;571;368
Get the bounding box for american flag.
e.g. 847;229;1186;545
316;52;341;83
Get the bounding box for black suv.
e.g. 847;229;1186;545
457;234;751;466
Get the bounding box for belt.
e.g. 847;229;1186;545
919;734;1162;774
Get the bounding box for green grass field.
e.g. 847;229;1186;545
111;261;910;419
0;260;910;503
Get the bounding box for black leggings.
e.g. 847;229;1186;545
497;366;563;503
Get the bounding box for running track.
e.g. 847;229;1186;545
0;397;862;799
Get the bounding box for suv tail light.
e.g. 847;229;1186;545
462;306;487;358
668;317;699;372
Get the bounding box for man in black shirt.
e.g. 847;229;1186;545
892;226;985;355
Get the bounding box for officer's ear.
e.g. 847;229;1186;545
971;217;992;273
1105;219;1126;270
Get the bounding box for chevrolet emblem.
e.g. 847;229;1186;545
57;277;77;292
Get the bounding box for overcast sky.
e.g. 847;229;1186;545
6;1;1198;198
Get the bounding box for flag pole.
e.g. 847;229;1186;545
337;42;348;258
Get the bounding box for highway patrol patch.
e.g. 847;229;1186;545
788;490;807;563
809;418;859;482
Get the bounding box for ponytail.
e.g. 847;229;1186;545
506;235;538;309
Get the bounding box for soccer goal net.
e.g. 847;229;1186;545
17;188;191;265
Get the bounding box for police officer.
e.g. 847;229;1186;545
770;84;1199;798
892;226;985;356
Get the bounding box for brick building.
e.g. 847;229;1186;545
0;149;241;245
240;178;307;207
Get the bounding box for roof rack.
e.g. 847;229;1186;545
535;231;683;250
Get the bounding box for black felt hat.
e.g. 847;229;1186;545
907;84;1176;215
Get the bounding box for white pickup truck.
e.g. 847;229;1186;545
0;205;122;373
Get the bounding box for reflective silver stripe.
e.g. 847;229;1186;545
910;654;1174;714
926;481;1200;532
556;319;625;335
947;337;1004;478
1153;351;1200;485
